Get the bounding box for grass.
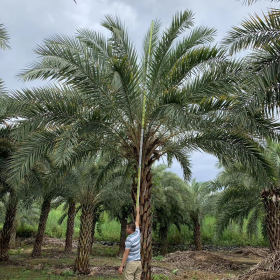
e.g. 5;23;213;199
0;265;121;280
0;241;252;280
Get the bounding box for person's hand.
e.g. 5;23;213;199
118;266;123;274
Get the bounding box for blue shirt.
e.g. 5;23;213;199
125;226;141;262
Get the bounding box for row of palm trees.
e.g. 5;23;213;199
1;4;280;279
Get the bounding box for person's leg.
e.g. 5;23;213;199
124;261;137;280
134;261;142;280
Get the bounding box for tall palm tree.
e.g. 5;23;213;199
214;141;280;251
66;156;112;274
6;11;278;279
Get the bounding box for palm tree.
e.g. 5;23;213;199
67;157;110;274
184;179;215;251
214;141;280;251
9;199;40;248
102;167;133;256
213;167;265;240
0;126;18;261
63;198;77;254
56;188;80;254
28;158;68;257
152;165;187;255
6;11;278;279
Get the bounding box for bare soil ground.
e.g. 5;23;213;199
0;237;278;280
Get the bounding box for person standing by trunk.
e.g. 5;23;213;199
118;206;141;280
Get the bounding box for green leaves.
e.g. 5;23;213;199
224;9;280;113
148;10;194;89
224;11;280;54
8;130;56;183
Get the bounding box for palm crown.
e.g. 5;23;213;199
8;11;276;181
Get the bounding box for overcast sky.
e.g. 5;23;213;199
0;0;277;181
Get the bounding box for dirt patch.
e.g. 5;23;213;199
89;266;118;276
181;269;234;280
164;250;240;273
87;265;171;277
43;237;78;249
152;266;172;276
21;237;78;249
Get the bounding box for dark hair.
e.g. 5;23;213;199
127;222;136;232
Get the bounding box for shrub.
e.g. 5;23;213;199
16;225;37;238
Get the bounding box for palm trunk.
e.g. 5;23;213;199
118;217;127;256
0;191;17;261
132;161;153;280
31;198;51;257
74;204;94;274
64;200;76;254
192;215;202;251
9;215;17;249
262;188;280;251
90;214;97;255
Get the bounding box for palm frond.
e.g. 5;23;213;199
149;10;194;89
224;11;280;54
0;24;10;50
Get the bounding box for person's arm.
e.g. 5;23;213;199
135;206;140;228
118;248;130;274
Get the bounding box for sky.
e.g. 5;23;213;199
0;0;278;182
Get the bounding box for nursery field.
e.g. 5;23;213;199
0;241;267;280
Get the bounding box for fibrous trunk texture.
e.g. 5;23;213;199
64;200;76;254
74;204;94;274
0;191;17;261
31;198;51;257
9;215;17;249
132;161;153;280
192;216;202;251
262;188;280;251
90;213;97;255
